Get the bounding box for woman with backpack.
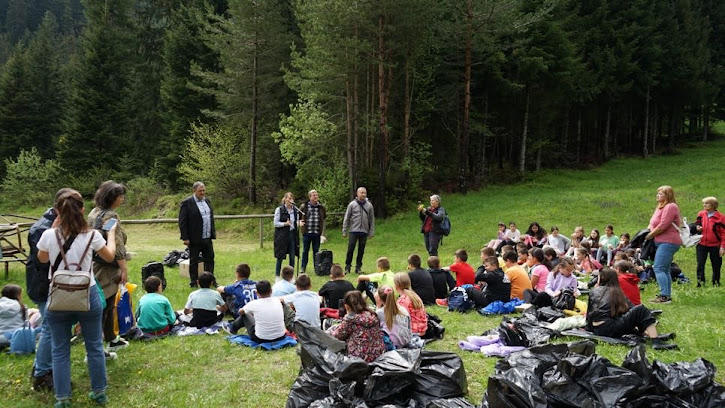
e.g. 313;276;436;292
88;180;129;351
418;194;447;256
36;189;118;407
695;196;724;287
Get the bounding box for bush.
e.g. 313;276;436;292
1;148;62;206
123;176;167;215
177;123;250;198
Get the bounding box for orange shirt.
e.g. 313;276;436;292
505;264;532;300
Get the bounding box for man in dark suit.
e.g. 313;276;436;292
179;181;216;287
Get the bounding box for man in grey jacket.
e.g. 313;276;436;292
342;187;375;273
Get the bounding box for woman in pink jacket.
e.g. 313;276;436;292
645;186;682;304
695;196;725;287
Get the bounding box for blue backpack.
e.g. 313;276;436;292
9;322;35;354
447;287;474;313
440;215;451;236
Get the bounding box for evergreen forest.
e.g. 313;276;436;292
0;0;722;215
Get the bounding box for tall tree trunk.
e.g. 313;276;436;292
562;107;569;153
369;63;376;168
352;24;359;190
365;63;371;166
519;86;530;174
643;85;650;157
703;105;709;142
576;108;582;164
653;104;659;154
603;104;611;159
480;92;489;179
377;14;389;217
345;78;354;197
403;58;411;158
460;0;473;192
249;49;258;204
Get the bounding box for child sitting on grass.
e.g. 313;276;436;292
136;276;176;335
393;273;427;336
319;264;355;309
327;290;385;362
217;264;257;318
357;257;396;302
375;285;411;349
0;284;34;348
614;260;641;305
467;255;512;308
230;280;288;343
184;272;225;328
448;249;475;286
427;256;456;307
528;248;549;292
525;257;578;307
502;250;531;300
283;274;320;328
486;222;507;250
597;224;620;266
272;266;296;297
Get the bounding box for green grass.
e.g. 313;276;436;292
2;137;725;407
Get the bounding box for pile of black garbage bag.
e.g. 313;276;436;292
287;322;474;408
482;340;725;408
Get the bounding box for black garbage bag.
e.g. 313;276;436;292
552;289;576;311
535;306;565;323
498;319;528;347
294;321;344;367
678;383;725;408
622;345;653;382
412;351;467;405
424;397;475;408
567;340;596;356
484;343;572;408
363;349;422;406
287;366;334;408
513;314;555;346
422;315;445;341
543;353;643;407
309;378;358;408
651;358;716;394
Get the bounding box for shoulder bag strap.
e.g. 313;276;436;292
54;229;72;271
78;231;96;272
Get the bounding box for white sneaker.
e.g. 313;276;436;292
107;337;129;351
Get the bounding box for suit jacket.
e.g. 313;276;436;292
179;196;216;244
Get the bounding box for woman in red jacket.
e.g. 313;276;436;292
695;197;725;287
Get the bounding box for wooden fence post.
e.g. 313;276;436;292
259;218;264;249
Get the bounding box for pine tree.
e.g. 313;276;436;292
57;0;135;174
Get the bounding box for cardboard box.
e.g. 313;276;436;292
179;259;204;278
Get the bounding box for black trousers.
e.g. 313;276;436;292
345;232;368;271
590;304;656;338
102;295;117;342
189;238;215;284
189;309;221;329
424;232;441;256
696;244;722;285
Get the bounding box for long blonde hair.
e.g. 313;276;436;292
377;285;401;330
657;185;677;209
393;272;423;310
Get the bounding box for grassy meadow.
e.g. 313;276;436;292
2;136;725;407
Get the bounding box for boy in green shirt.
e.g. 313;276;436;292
136;276;177;335
357;257;395;303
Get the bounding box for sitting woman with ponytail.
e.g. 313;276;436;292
374;285;411;348
36;189;118;407
393;273;427;336
586;268;675;348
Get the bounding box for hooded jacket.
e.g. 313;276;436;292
342;199;375;236
618;273;641;305
428;268;456;299
696;210;725;249
328;309;385;362
0;297;24;334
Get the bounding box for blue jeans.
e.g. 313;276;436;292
653;242;680;297
301;233;321;272
596;247;613;266
275;229;297;276
46;285;107;400
33;300;52;377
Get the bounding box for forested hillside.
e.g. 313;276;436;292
0;0;722;216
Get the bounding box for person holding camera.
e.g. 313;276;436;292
418;194;446;256
88;180;130;351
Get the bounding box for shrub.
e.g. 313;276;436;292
123;176;167;214
1;148;62;206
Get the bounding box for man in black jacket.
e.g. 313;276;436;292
179;182;216;287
